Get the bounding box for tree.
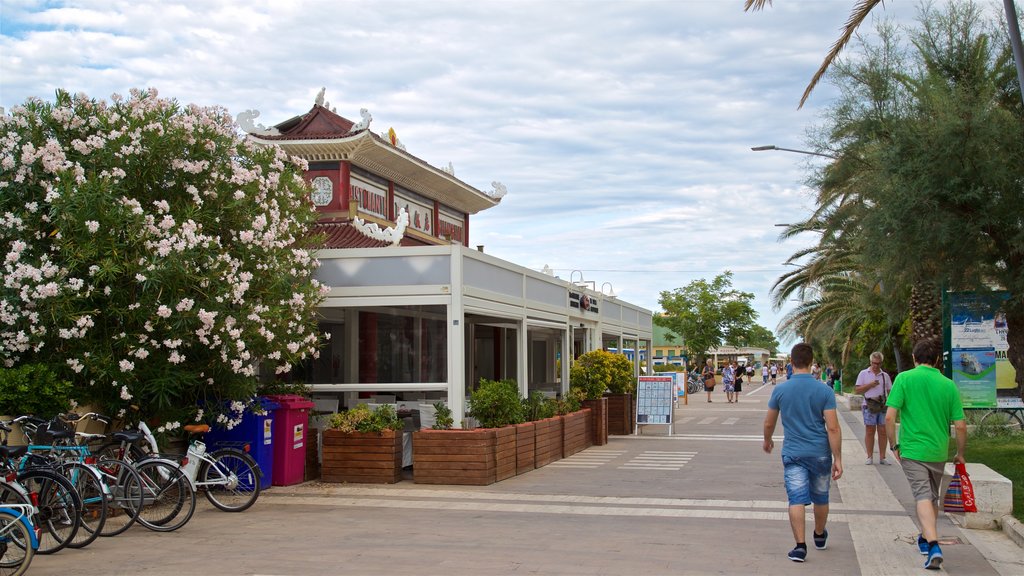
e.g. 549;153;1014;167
729;324;780;355
655;272;758;362
0;89;328;428
774;3;1024;395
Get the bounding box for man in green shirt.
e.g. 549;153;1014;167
885;338;967;571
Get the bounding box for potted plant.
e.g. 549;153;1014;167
571;350;634;444
413;379;522;485
557;388;591;458
321;404;404;484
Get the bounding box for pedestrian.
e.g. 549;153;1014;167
885;338;967;571
762;363;770;385
723;361;736;403
734;362;744;401
855;352;894;465
770;362;779;385
702;359;716;403
811;362;822;381
785;360;794;380
763;342;843;563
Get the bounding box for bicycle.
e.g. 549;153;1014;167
978;405;1024;429
686;371;704;395
101;421;262;513
0;504;38;576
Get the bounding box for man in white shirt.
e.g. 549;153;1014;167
854;351;893;465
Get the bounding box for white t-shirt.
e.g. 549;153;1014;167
855;367;892;399
762;366;769;377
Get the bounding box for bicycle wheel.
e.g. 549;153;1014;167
16;469;81;555
57;462;106;549
96;459;143;537
201;449;262;512
0;510;34;576
130;459;195;532
980;409;1024;429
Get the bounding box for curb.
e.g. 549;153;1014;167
1002;514;1024;549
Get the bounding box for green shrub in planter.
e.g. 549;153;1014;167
555;388;586;415
522;391;556;422
328;404;402;433
432;402;454;430
469;378;524;428
0;363;74;417
570;349;635;399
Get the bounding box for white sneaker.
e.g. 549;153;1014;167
878;459;892;466
864;457;873;465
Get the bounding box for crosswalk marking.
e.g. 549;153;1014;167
619;450;695;471
546;449;626;469
721;417;739;425
698;417;716;425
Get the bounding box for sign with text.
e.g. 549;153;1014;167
949;291;1015;408
636;376;674;430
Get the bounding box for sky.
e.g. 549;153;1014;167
0;0;964;344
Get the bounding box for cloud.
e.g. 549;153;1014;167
0;0;950;339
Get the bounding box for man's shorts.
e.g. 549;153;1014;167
782;455;832;506
862;405;885;426
900;458;945;502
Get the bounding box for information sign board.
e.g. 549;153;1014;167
636;376;674;434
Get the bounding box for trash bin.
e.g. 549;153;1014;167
265;394;314;486
204;396;279;489
833;380;842;394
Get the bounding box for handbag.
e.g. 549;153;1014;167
944;462;977;513
865;372;889;414
703;368;716;389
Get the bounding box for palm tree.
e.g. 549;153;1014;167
745;0;1024;110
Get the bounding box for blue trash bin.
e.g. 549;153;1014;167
204;397;279;489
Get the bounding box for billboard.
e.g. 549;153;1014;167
948;292;1015;408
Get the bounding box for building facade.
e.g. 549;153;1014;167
243;94;653;425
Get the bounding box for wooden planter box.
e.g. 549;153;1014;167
605;393;635;435
305;429;321;481
581;398;608;446
321;429;402;484
534;416;563;468
515;422;536;475
561;409;590;457
413;427;517;486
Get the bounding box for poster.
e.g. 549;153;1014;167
949;292;1016;408
636;376;673;425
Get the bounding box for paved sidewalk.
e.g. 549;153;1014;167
30;383;1023;575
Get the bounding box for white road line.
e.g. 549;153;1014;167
721;417;739;425
698;417;716;424
677;417;696;424
746;384;767;396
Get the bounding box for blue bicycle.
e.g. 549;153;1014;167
0;504;38;576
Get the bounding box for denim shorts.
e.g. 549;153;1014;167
782;455;832;506
862;405;885;426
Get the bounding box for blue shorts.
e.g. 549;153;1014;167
782;455;832;506
862;406;885;426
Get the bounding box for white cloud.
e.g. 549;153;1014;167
0;0;957;341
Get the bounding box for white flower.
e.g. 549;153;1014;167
85;220;99;233
118;359;134;372
119;385;133;400
156;305;172;318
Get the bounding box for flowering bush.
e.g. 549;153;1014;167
0;88;328;427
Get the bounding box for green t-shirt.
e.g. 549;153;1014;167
886;365;965;462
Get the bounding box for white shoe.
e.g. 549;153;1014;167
864;457;873;465
878;459;892;466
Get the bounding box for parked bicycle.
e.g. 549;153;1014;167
0;504;38;576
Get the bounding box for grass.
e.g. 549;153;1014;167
950;431;1024;523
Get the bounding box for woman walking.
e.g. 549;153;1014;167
702;359;717;402
723;361;736;403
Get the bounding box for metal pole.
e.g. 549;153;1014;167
1005;0;1024;109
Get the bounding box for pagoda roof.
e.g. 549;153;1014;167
246;104;500;215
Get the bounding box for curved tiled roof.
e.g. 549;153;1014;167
312;220;391;249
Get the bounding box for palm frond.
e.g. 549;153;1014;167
799;0;886;108
744;0;773;11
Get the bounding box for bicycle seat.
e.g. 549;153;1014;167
183;424;210;434
111;430;145;443
46;429;74;440
0;445;27;459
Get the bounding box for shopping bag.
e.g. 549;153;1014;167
957;462;977;513
943;473;964;512
944;463;977;513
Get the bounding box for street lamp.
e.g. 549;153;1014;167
751;145;838;159
601;282;617;297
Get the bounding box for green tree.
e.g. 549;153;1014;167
656;272;758;363
0;89;328;426
729;324;780;355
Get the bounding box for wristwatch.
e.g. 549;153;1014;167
890;443;899;451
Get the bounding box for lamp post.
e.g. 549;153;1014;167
751;145;838;160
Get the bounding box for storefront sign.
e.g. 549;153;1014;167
394;191;433;235
949;291;1015;408
438;210;465;242
350;176;388;219
636;376;674;432
569;292;599;313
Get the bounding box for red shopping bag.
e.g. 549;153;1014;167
944;463;977;513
